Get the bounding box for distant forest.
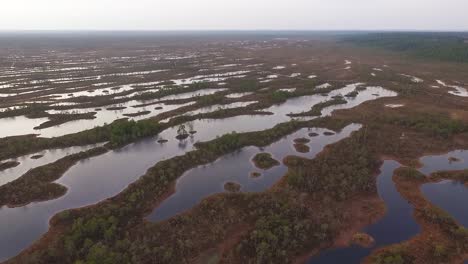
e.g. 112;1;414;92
344;32;468;63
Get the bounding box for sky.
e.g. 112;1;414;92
1;0;467;31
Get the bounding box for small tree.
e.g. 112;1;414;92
176;124;189;140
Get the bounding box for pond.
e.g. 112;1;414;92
422;181;467;227
307;150;468;263
306;160;420;264
420;150;468;227
0;144;100;187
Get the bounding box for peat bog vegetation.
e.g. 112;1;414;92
0;31;467;264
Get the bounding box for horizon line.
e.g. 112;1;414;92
0;29;467;33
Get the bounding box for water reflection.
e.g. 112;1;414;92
420;150;468;227
422;181;467;227
0;144;100;186
148;125;360;222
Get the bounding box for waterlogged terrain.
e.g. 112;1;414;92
0;33;467;263
0;137;186;260
307;161;419;263
148;125;360;222
422;181;468;227
0;81;394;260
419;150;468;228
0;144;99;186
308;151;468;263
38;101;195;138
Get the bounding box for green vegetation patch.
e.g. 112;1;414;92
0;160;20;171
293;137;310;144
371;245;414;264
345;33;468;63
294;143;310;153
431;170;468;184
252;152;280;170
0;147;108;207
286;129;380;201
30;154;44;160
122;111;151;117
33;112;97;130
351;233;375;248
378;112;467;139
288;97;347;117
394;167;426;181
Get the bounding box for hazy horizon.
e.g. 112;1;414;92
2;0;468;31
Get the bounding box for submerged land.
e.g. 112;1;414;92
0;31;467;264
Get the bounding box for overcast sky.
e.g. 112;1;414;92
1;0;467;31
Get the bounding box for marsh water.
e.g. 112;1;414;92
422;181;467;227
420;150;468;228
0;144;100;186
0;84;393;138
0;82;465;262
307;151;468;263
0;84;398;260
306;161;420;263
148;124;360;222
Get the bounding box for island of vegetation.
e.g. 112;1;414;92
294;143;310;153
250;171;262;178
252;152;281;170
122;111;151;117
288;96;347;117
0;160;20;171
30;154;44;160
351;232;375;248
33;112;97;130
